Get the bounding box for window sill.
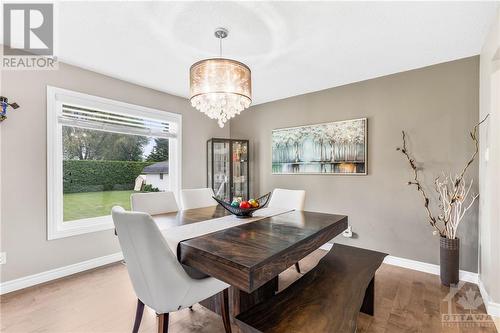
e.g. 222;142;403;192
48;215;114;240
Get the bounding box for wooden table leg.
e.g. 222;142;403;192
220;288;232;333
360;277;375;316
200;276;278;319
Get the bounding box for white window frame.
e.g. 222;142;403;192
47;86;182;240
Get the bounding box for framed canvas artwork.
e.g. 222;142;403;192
272;118;367;175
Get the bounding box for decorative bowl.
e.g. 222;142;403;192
213;192;271;218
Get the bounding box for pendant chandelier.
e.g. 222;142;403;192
189;28;252;128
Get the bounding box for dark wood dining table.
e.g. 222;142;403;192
152;205;347;318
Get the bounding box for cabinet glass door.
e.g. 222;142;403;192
212;141;231;201
232;141;248;201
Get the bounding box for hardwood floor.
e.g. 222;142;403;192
1;249;497;333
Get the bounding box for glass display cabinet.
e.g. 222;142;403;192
207;138;249;202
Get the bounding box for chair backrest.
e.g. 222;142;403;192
130;191;179;215
268;188;306;210
180;188;217;210
111;206;192;313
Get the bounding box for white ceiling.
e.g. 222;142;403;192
57;1;498;105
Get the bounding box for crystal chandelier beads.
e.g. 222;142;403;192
189;28;252;128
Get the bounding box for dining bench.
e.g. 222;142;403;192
235;243;388;333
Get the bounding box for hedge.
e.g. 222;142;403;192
63;160;154;193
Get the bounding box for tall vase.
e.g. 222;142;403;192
440;237;460;286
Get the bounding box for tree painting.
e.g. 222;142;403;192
271;118;367;174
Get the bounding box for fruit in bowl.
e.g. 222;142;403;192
212;192;271;218
239;201;251;209
249;199;259;208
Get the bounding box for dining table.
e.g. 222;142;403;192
152;205;348;318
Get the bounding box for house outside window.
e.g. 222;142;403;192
47;86;182;240
141;162;169;191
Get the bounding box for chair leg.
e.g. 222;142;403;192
157;313;169;333
132;299;145;333
219;288;232;333
295;262;301;273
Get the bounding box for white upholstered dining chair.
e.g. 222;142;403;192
130;191;179;215
180;188;217;210
112;206;232;333
268;188;306;273
268;188;306;211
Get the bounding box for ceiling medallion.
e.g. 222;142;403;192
189;28;252;128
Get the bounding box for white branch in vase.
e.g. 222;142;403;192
397;114;488;239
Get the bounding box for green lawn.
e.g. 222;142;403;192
63;190;134;222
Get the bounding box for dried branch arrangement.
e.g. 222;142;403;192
396;115;489;239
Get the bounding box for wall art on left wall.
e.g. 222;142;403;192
272;118;367;175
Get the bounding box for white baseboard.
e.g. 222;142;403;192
0;252;123;295
383;255;478;284
478;278;500;318
319;243;478;284
0;244;484;298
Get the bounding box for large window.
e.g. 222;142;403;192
47;87;182;240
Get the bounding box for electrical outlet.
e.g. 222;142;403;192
0;252;6;265
342;226;353;238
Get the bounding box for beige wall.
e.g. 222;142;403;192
0;63;228;282
479;9;500;304
0;55;485;282
231;56;480;272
